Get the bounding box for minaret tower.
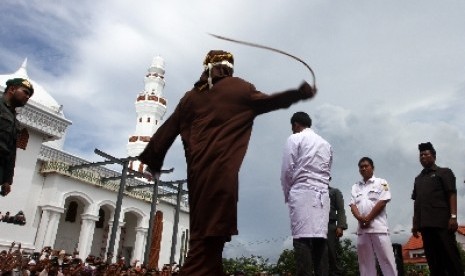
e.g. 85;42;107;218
127;56;167;172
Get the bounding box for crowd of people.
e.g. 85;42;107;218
0;211;26;225
0;243;182;275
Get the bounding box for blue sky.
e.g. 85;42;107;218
1;0;465;261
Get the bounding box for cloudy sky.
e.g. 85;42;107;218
1;0;465;261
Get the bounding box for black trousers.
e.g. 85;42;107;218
421;227;464;276
0;165;4;183
322;223;344;276
294;237;328;276
0;165;5;195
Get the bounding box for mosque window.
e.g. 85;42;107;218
139;118;142;123
96;208;105;229
65;201;78;222
147;117;151;123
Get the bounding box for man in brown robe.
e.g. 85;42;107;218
139;50;317;275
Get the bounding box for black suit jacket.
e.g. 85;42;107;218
411;164;456;229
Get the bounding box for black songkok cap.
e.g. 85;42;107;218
418;142;435;152
5;78;34;96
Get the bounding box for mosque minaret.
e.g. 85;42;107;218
127;56;168;172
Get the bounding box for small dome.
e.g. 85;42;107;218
0;59;62;114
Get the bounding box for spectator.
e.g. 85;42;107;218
13;210;26;225
28;259;39;275
3;211;10;222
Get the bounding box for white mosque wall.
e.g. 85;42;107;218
0;133;44;249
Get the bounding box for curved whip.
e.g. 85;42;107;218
208;33;316;88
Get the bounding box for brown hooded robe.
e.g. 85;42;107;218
139;76;312;241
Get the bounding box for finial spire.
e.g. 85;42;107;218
21;58;28;69
14;58;29;78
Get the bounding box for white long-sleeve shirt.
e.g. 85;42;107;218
281;128;333;203
281;128;333;238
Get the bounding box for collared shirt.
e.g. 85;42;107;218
350;176;391;234
281;128;332;203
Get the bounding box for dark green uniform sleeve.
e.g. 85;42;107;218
335;188;348;229
0;100;18;185
2;151;16;184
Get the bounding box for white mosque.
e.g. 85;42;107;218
0;57;189;268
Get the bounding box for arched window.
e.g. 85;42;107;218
65;201;78;222
96;208;105;228
147;117;151;123
139;117;142;123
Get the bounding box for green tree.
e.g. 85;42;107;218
404;263;430;276
458;241;465;272
339;238;359;276
272;249;296;275
223;255;273;275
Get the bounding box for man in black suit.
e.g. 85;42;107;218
411;142;463;276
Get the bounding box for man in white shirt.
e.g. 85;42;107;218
281;112;332;276
349;157;397;276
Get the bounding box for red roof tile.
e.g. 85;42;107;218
403;234;423;250
402;234;425;261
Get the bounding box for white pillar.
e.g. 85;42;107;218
35;209;50;250
77;214;99;260
106;220;125;263
133;227;148;263
35;205;64;249
44;210;63;248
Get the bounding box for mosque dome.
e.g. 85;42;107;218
0;58;63;115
